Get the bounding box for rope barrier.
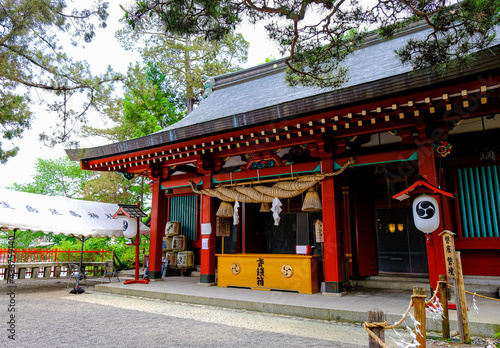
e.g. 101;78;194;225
363;280;498;346
363;284;446;348
425;280;447;305
449;284;500;302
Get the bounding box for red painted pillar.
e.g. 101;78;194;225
200;175;217;284
321;158;344;294
148;181;166;279
417;145;447;291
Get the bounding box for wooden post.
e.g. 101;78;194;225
413;287;426;348
18;268;26;279
439;275;450;340
454;251;471;344
32;267;39;278
367;309;385;348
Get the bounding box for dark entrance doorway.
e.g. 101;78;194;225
375;207;428;274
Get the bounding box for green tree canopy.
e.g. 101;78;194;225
116;13;249;113
9;156;94;198
123;0;500;88
83;62;185;141
123;62;185;138
0;0;122;163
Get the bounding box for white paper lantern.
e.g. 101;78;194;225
412;195;440;234
122;217;138;238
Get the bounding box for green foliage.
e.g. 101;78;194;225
81;171;151;208
123;0;500;89
50;235;150;270
115;15;248;112
9;156;94;198
0;0;123;162
0;230;46;249
123;63;185;138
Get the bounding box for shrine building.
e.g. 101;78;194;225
67;23;500;295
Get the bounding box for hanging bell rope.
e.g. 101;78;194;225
189;157;356;203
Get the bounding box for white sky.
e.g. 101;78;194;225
0;2;282;189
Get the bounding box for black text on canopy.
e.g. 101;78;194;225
0;190;150;293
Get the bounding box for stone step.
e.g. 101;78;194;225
353;275;500;297
353;276;431;292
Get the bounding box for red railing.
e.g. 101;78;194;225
0;248;112;280
0;248;112;264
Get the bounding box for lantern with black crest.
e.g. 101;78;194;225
113;204;149;284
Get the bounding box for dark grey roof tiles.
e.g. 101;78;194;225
164;28;431;132
66;24;500;161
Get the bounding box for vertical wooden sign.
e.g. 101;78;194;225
314;219;324;243
438;230;470;344
439;230;456;279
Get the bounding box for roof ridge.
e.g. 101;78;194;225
211;21;431;90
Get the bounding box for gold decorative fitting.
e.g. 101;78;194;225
371;118;376;124
281;264;293;278
230;263;241;275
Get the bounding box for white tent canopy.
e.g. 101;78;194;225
0;190;149;238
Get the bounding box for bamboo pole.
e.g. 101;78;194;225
413;287;426;348
439;275;450;340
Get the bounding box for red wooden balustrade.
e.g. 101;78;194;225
0;249;112;279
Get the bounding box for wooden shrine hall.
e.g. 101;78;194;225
67;23;500;295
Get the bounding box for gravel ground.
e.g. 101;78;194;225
1;278;499;348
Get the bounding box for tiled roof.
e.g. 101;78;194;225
167;28;431;131
66;24;500;161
